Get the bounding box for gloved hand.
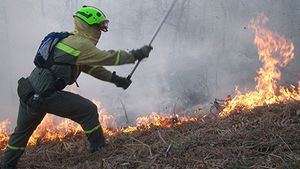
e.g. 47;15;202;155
130;45;153;61
111;71;132;90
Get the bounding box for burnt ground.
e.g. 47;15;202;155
1;102;300;169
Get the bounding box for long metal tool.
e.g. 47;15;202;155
127;0;178;79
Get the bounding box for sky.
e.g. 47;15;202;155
0;0;299;122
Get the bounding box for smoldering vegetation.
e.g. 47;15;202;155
0;0;299;121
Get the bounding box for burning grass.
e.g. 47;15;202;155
0;111;199;151
220;14;299;117
0;100;200;151
0;102;299;169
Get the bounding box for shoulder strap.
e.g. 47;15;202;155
34;32;72;68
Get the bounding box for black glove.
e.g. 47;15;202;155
130;45;153;61
111;71;132;90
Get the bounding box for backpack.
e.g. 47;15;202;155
34;32;71;68
34;32;80;90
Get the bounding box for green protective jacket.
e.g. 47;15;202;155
28;17;136;93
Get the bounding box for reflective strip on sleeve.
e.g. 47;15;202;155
87;66;99;75
84;125;100;134
114;50;121;65
56;42;81;57
7;144;25;151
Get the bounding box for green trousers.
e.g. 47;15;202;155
2;91;105;169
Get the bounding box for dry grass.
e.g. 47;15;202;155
1;102;300;169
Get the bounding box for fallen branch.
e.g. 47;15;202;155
157;130;167;145
129;136;153;157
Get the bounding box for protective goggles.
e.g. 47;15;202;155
98;20;109;32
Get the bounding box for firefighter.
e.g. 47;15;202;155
2;6;152;169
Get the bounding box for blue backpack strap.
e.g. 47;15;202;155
34;32;71;68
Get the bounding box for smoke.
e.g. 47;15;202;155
0;0;299;121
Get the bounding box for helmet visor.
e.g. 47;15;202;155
98;20;109;32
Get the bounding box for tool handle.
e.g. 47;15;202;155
149;0;178;46
127;60;141;80
127;0;177;79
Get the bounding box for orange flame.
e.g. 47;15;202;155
121;112;197;133
92;100;118;136
0;119;11;150
220;14;299;117
28;115;81;145
0;100;197;150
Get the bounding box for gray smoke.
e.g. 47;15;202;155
0;0;299;122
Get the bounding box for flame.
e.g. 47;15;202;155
92;100;118;136
0;100;197;150
0;119;11;150
122;112;197;133
220;14;299;117
28;115;81;145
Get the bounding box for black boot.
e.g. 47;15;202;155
2;150;24;169
87;127;107;153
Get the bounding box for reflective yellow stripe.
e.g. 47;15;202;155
84;125;100;134
7;144;25;151
114;51;121;65
87;66;98;75
56;42;81;57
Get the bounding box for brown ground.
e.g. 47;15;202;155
1;102;300;169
